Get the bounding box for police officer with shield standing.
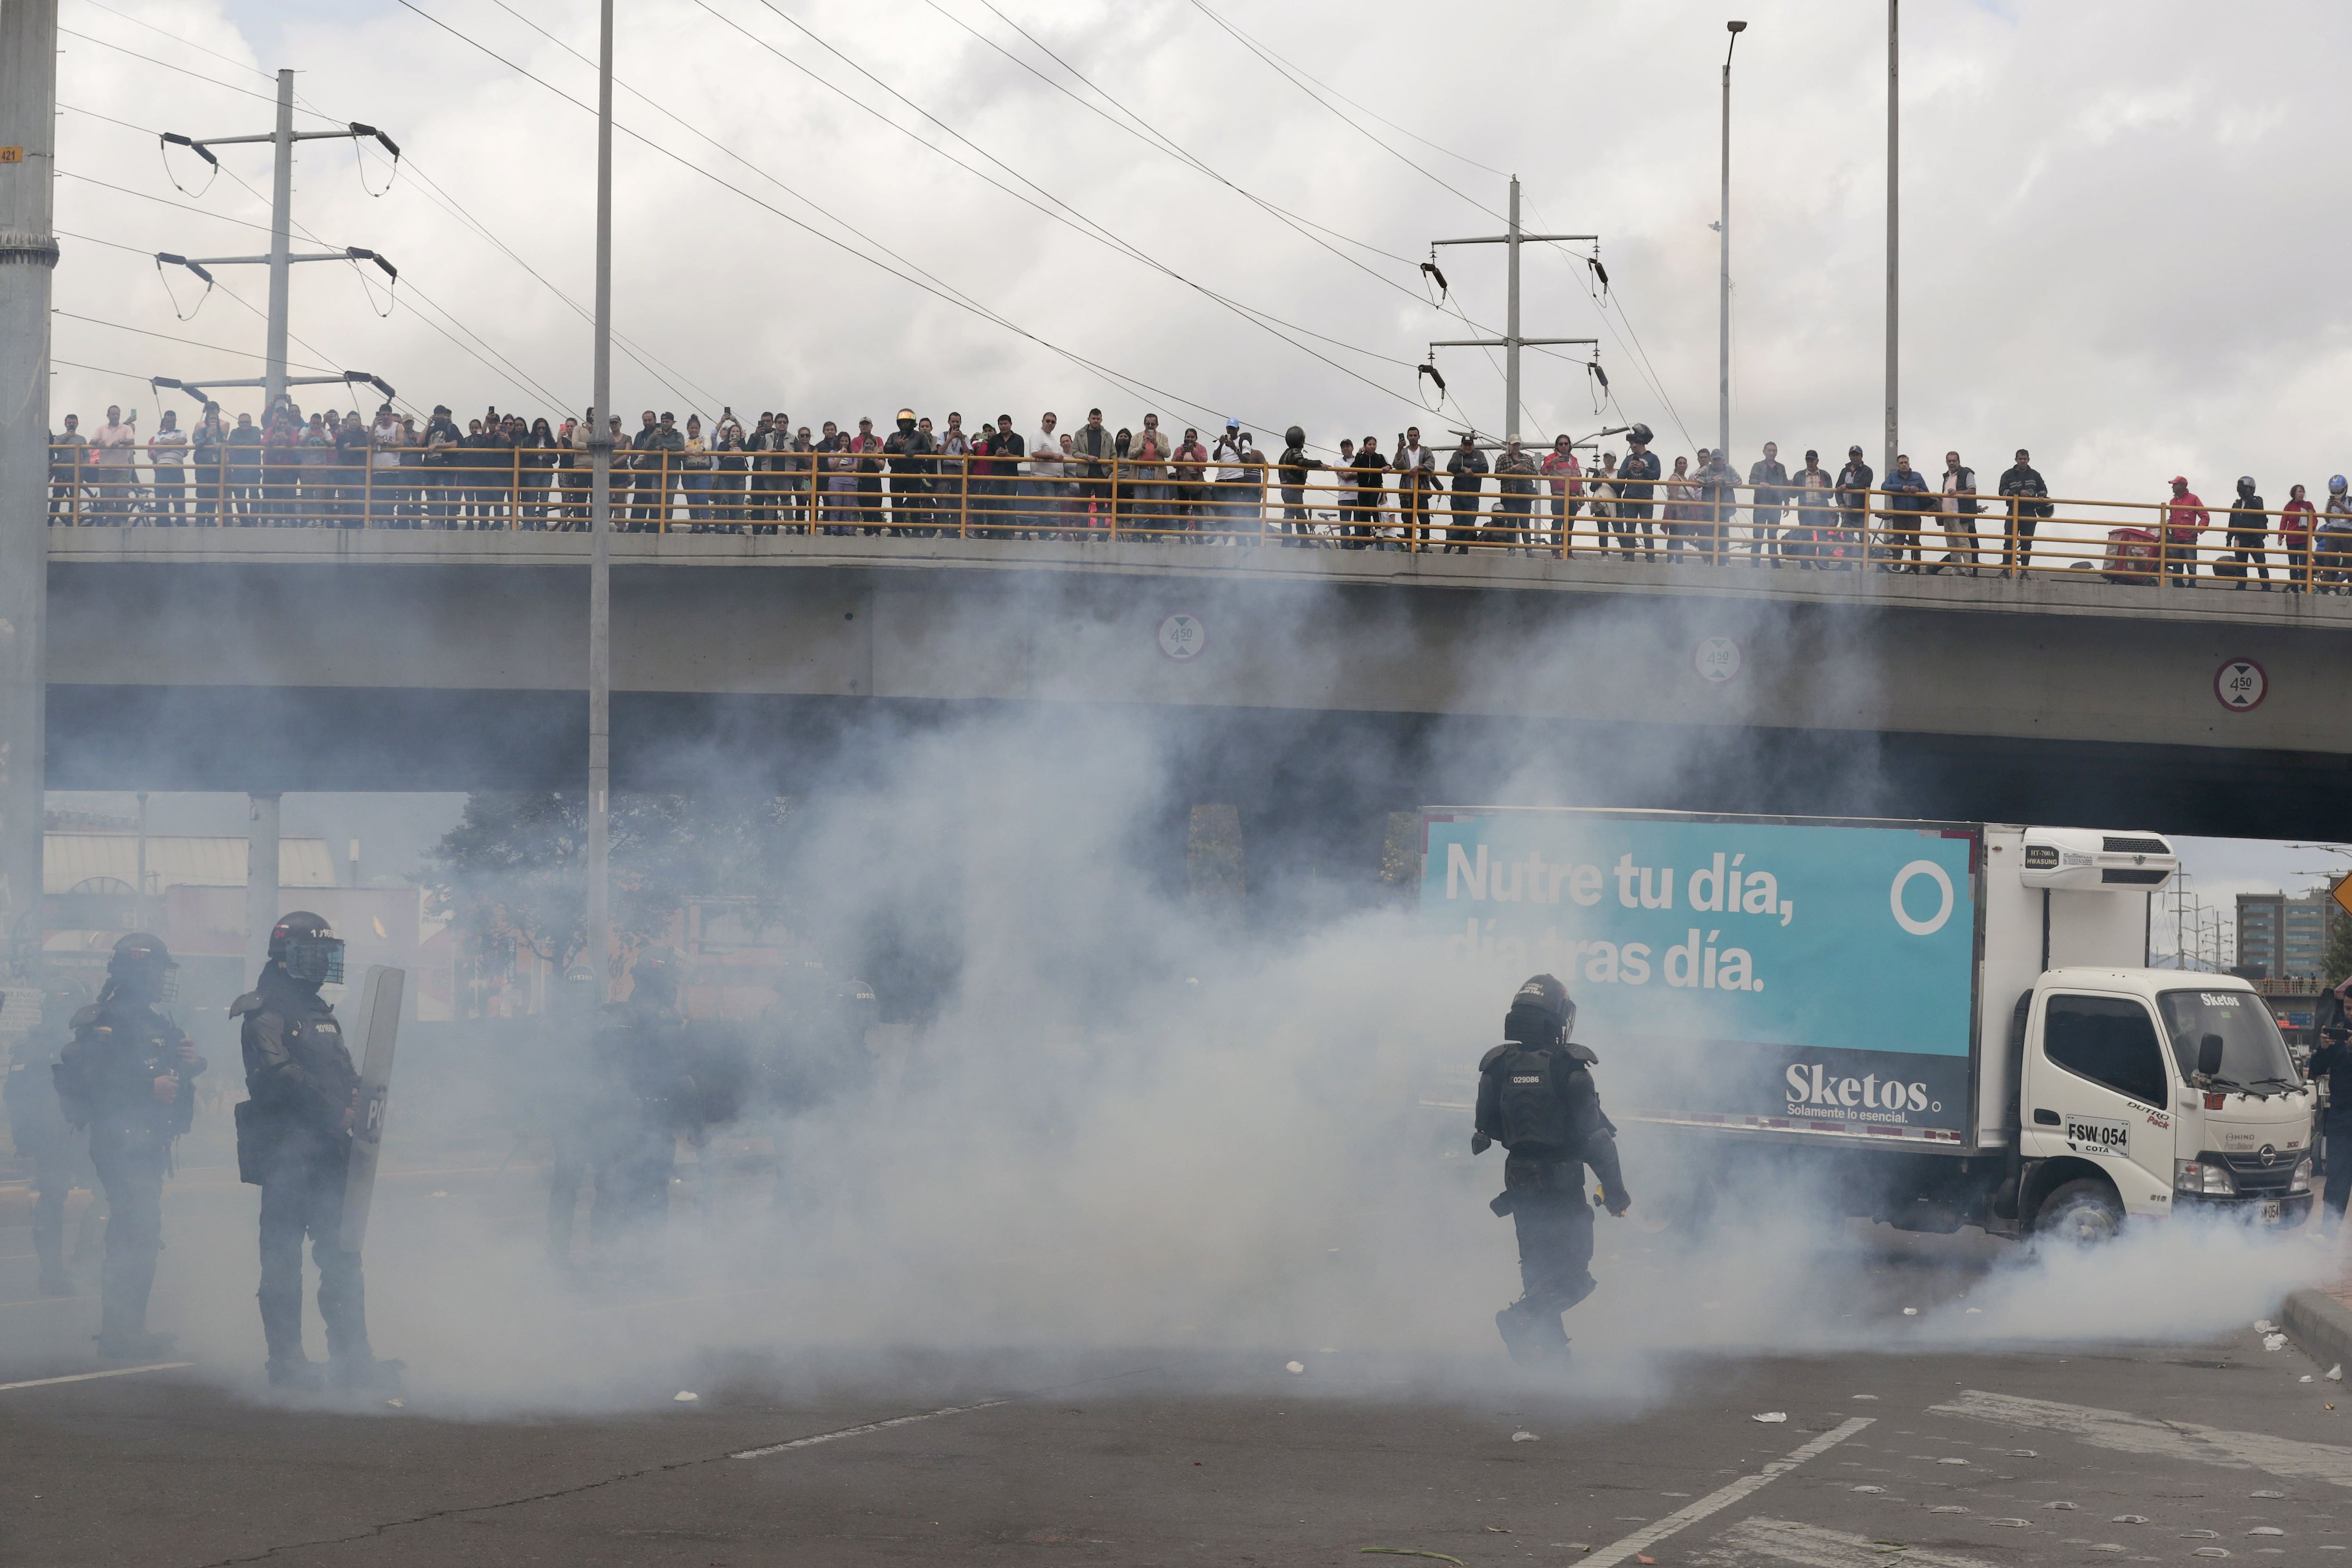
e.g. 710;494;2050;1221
1474;974;1630;1362
53;936;202;1360
234;912;401;1391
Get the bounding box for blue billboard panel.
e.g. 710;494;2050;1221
1421;812;1979;1137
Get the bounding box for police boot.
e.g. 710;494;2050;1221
266;1356;326;1392
1495;1299;1570;1366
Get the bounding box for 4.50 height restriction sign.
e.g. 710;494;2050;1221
2215;657;2266;712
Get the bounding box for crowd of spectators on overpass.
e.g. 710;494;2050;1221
45;394;2352;589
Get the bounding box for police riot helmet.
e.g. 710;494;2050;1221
107;931;179;1004
1506;972;1576;1043
631;946;682;1006
269;911;345;986
1627;422;1653;447
1285;424;1305;451
2238;476;2257;493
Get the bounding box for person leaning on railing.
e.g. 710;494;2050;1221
1995;448;2049;576
1495;437;1539;553
91;404;139;525
2320;476;2352;593
147;409;188;525
1834;445;1874;566
48;414;86;523
1878;454;1930;571
2159;475;2208;587
297;412;337;526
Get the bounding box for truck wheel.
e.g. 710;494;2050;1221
2037;1178;2123;1244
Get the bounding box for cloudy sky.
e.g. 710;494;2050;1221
37;1;2352;944
41;0;2350;505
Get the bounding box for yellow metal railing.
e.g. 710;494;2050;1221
40;444;2351;587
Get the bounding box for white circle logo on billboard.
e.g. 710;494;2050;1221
1157;612;1206;662
1694;636;1741;683
1891;860;1955;936
2215;657;2265;712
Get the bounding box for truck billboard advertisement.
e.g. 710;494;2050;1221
1421;810;1979;1141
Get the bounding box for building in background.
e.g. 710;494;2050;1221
2236;890;2334;982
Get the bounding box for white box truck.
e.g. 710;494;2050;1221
1419;808;2316;1239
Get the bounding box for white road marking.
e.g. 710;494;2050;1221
730;1399;1008;1459
0;1361;193;1393
1932;1389;2352;1488
1581;1417;1875;1568
1695;1517;1999;1567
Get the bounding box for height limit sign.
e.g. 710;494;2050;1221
2214;657;2266;712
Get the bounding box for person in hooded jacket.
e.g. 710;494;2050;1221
236;912;400;1391
53;936;202;1360
1473;974;1629;1362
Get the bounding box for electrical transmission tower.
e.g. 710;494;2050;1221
1426;175;1600;444
151;68;401;411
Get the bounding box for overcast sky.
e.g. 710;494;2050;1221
41;0;2352;505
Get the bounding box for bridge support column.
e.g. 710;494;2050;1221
0;0;58;979
245;792;280;985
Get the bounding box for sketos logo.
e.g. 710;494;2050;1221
1785;1063;1931;1113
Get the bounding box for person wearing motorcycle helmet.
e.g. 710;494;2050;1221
51;935;203;1360
2221;476;2271;589
1275;424;1326;542
2320;474;2352;592
1472;974;1629;1365
234;912;399;1391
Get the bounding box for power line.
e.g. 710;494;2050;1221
68;0;276;82
1182;0;1505;222
664;0;1424;414
52;306;342;371
56;25;298;111
395;0;1292;438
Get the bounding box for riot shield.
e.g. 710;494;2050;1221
338;964;406;1253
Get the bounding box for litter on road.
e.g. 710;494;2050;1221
1510;1431;1540;1443
1752;1411;1787;1423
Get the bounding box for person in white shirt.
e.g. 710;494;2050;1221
146;410;188;523
92;405;139;523
1030;412;1065;533
1211;418;1249;527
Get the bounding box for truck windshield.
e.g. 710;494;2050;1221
2156;990;2300;1091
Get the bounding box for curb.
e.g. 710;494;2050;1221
2281;1287;2352;1375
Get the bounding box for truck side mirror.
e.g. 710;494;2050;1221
2196;1032;2225;1079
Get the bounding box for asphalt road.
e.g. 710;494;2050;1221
7;1291;2351;1564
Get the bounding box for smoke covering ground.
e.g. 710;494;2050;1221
75;661;2328;1421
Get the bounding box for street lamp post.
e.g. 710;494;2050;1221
1719;20;1746;470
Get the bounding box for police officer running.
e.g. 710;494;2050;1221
233;912;400;1390
1474;974;1629;1362
52;935;203;1360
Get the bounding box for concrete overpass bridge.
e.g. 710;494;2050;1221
45;528;2352;848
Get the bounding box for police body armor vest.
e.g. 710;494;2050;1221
1487;1041;1587;1160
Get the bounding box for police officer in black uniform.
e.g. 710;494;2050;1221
52;935;203;1359
589;947;696;1269
5;979;95;1297
234;912;400;1390
1474;974;1629;1362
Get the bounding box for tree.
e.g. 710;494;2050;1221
422;791;798;986
2327;902;2352;989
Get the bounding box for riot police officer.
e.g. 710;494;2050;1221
52;935;203;1360
1473;974;1630;1362
234;912;399;1390
5;979;95;1297
588;947;696;1270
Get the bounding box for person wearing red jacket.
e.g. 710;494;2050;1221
2280;483;2316;593
2161;475;2209;586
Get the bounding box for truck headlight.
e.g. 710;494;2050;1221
2292;1158;2315;1195
2175;1159;2236;1195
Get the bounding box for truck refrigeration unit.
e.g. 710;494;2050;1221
1420;808;2316;1240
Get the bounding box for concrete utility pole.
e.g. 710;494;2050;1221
152;71;398;413
1885;0;1899;480
1720;21;1746;466
585;0;615;999
0;0;58;981
1430;177;1597;440
245;793;280;985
